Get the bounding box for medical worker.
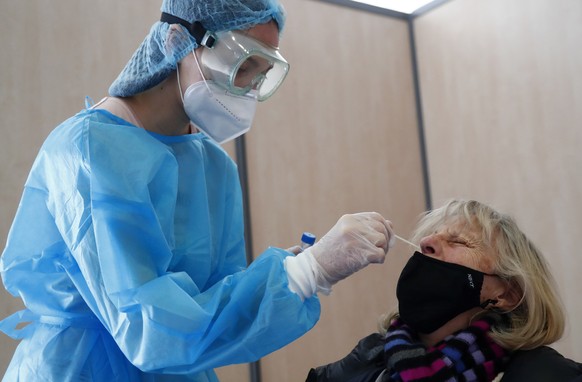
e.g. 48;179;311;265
0;0;394;381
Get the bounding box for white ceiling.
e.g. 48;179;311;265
347;0;442;14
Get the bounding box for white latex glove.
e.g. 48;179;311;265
286;245;302;256
311;212;394;288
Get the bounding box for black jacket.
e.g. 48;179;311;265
501;346;582;382
306;333;385;382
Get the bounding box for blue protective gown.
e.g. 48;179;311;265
0;107;321;381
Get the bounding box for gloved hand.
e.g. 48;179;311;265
286;245;302;255
310;212;394;288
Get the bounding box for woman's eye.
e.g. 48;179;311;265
449;238;467;245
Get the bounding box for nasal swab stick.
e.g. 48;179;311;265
394;234;420;251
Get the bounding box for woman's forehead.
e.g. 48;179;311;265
439;216;481;236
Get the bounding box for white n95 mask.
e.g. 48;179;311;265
178;49;258;145
183;80;257;144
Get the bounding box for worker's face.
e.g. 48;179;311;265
176;22;282;143
231;21;281;92
185;20;287;101
179;21;279;89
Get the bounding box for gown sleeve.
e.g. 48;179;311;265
35;113;321;374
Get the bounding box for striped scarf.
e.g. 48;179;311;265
383;316;509;381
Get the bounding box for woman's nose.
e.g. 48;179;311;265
419;235;441;256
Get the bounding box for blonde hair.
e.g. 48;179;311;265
382;199;565;350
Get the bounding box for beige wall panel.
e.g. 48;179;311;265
0;1;246;379
415;0;582;359
246;0;425;380
214;364;250;382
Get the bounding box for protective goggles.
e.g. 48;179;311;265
199;30;289;102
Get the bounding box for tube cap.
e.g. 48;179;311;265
301;232;316;246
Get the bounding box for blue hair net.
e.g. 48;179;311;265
109;0;286;97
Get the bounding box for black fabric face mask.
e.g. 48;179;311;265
396;251;493;334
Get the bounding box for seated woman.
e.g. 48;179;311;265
306;199;582;382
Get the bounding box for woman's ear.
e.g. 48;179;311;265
490;279;522;311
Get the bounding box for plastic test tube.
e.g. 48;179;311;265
300;232;317;251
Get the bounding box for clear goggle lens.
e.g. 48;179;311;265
200;30;289;101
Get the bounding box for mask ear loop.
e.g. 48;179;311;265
480;299;498;309
176;51;209;134
176;49;212;103
176;57;186;103
193;50;212;93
